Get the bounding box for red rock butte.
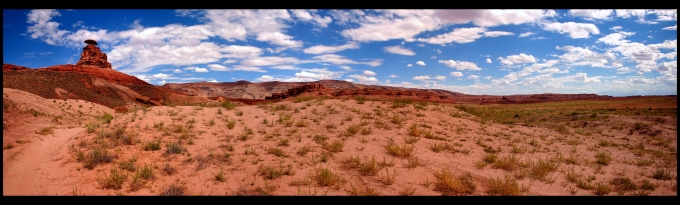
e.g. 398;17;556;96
75;39;112;68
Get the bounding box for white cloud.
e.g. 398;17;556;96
435;75;446;80
254;75;278;82
194;67;209;72
467;75;480;80
208;80;218;83
574;72;601;83
568;9;614;20
556;46;616;67
383;45;416;56
616;67;633;74
450;72;463;77
173;69;183;73
518;32;535;37
486;58;492;63
416;61;426;66
416;27;512;45
205;10;303;48
438;60;482;70
388;74;399;78
538;68;569;74
240;56;303;67
542;22;600;39
363;70;376;76
610;26;622;30
483;31;514;37
340;10;442;42
348;74;378;84
631;77;656;84
412;75;431;81
597;31;635;46
290;9;332;28
662;25;677;30
303;42;359;54
208;64;230;71
344;79;354;83
407;64;413;67
339;65;352;71
497;53;537;65
615;9;647;19
313;54;382;67
433;9;558;27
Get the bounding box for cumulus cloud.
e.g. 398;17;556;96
486;58;492;63
416;27;513;45
303;42;359;54
363;70;376;76
348;74;378;84
518;32;535;37
207;64;230;71
173;69;183;73
339;65;352;71
407;64;413;67
568;9;614;20
497;53;537;65
313;54;382;67
412;75;431;81
383;45;416;56
416;61;426;66
438;60;482;70
574;72;601;83
616;67;633;74
662;25;677;30
208;79;218;83
435;75;446;80
610;26;622;30
450;72;463;77
389;74;399;78
433;9;557;27
467;75;480;79
194;67;209;72
340;10;442;42
556;46;616;67
538;68;569;74
290;9;332;28
542;22;600;39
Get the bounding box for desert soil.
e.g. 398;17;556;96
3;88;677;196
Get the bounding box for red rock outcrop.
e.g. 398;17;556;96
75;39;112;68
265;83;327;100
3;64;32;71
38;64;149;86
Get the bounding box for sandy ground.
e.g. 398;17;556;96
3;89;677;196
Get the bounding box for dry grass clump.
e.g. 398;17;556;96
345;184;380;196
486;176;523;196
77;148;115;170
258;163;296;179
160;180;188;196
433;169;476;196
386;142;415;158
309;167;346;187
97;167;127;190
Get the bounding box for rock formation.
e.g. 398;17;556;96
266;83;327;100
75;39;112;68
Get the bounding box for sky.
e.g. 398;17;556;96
3;9;677;96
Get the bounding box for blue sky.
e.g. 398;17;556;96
3;9;677;96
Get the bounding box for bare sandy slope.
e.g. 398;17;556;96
3;88;115;195
3;93;677;196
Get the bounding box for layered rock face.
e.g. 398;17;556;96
75;39;112;68
265;83;326;100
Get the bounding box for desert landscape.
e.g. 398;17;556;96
2;38;677;196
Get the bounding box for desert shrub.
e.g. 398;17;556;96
221;100;236;110
433;169;476;196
